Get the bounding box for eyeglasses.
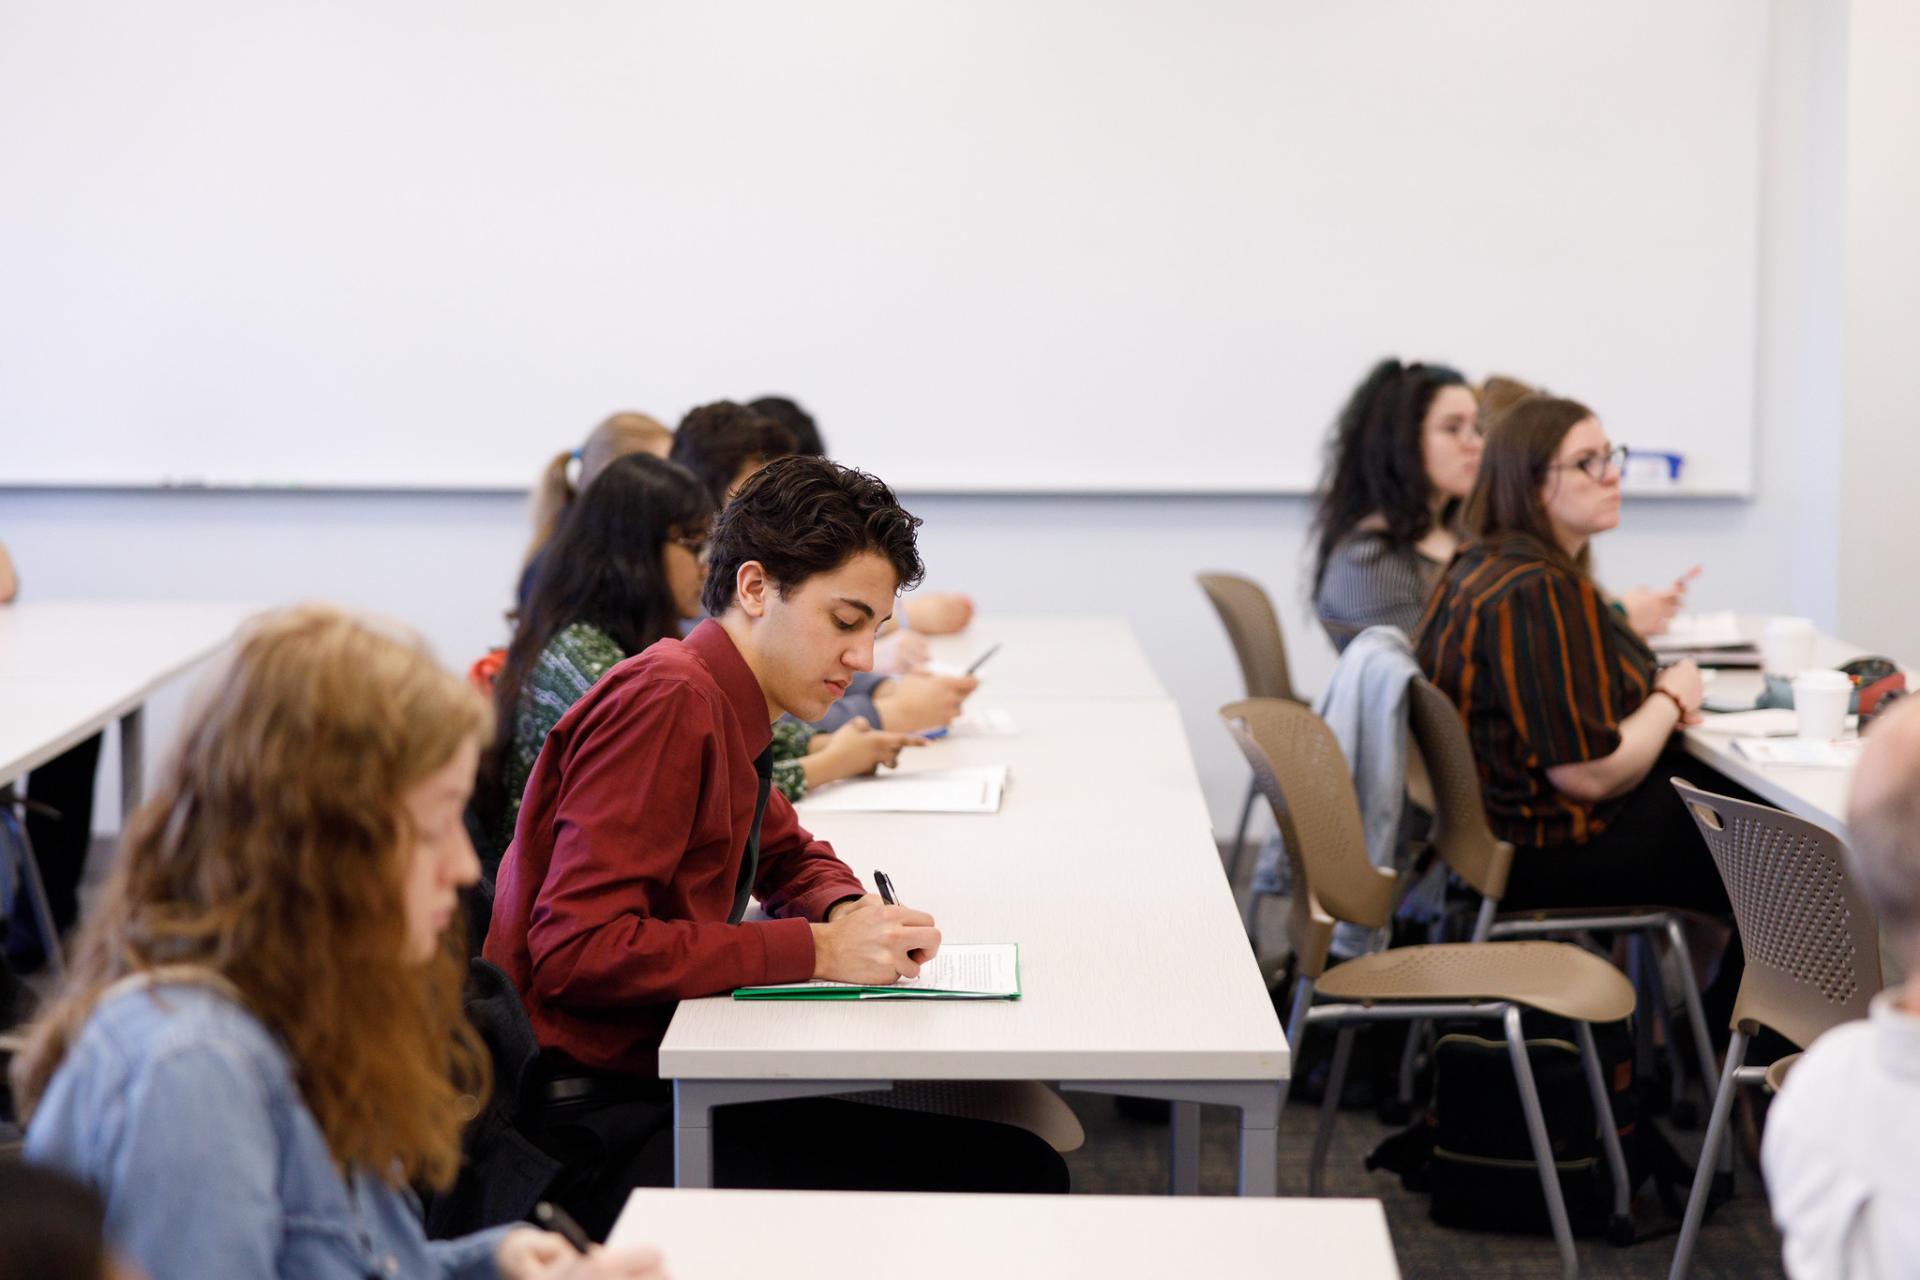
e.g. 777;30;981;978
670;531;711;563
1548;444;1628;482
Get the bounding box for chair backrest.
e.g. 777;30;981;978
1198;573;1297;702
1671;779;1882;1049
1405;676;1514;903
1221;697;1397;979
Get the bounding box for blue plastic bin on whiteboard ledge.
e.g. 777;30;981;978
1620;449;1684;490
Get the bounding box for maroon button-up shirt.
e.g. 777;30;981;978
485;619;864;1077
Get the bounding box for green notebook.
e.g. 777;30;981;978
734;943;1020;1001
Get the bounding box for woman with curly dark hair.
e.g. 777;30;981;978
1310;358;1481;650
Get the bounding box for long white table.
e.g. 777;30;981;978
661;629;1288;1196
609;1188;1401;1279
924;616;1167;700
0;601;258;800
0;601;255;969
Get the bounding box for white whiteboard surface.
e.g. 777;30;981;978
0;1;1764;493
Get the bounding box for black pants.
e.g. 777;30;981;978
1501;751;1764;1036
1501;751;1761;916
524;1079;1071;1241
6;733;101;970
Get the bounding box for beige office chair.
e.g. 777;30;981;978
1665;780;1881;1280
1223;697;1635;1280
1198;573;1300;885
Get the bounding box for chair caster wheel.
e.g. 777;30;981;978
1607;1214;1636;1247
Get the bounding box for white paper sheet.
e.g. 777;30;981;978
796;765;1007;814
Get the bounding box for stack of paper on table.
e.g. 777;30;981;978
795;765;1007;814
1696;708;1799;737
1651;612;1761;666
1731;737;1863;768
734;943;1021;1000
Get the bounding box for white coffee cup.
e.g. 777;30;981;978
1793;668;1853;741
1763;616;1817;677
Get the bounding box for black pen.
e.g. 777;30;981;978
875;870;929;964
533;1201;594;1253
964;643;1002;676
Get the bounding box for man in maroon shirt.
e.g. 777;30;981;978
488;456;1066;1233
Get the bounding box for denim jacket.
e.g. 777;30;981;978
25;974;515;1280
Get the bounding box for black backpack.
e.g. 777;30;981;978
1368;1011;1698;1244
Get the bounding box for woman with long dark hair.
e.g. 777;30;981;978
1310;359;1482;650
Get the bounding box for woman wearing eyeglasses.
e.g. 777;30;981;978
1310;359;1483;652
475;453;921;880
1413;395;1738;915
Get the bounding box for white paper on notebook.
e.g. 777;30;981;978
795;765;1008;814
743;943;1021;999
946;708;1020;737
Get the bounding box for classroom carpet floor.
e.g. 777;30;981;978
1060;1088;1785;1279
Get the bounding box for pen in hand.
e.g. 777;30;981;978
533;1201;594;1253
965;643;1002;676
874;869;928;965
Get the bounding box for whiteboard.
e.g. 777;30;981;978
0;1;1765;493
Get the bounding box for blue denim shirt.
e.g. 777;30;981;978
25;979;514;1280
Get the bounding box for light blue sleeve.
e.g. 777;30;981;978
104;1040;284;1280
428;1224;516;1280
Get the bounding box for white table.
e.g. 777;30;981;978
0;601;259;801
924;617;1166;700
609;1188;1401;1279
1682;630;1871;837
661;688;1289;1195
0;601;255;969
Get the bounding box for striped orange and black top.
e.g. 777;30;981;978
1413;533;1657;848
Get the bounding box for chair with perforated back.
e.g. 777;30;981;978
1665;780;1881;1280
1223;696;1635;1280
1198;573;1299;884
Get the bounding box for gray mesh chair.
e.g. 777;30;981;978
1665;779;1881;1280
1224;696;1635;1280
1198;573;1300;885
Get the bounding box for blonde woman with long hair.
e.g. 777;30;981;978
13;605;662;1280
519;413;673;612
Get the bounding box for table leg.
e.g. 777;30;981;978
1169;1101;1202;1194
1059;1080;1282;1197
1237;1086;1280;1197
119;705;145;817
672;1078;894;1188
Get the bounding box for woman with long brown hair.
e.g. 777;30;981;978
13;606;661;1280
1413;395;1736;914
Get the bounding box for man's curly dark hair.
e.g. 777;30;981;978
702;455;925;616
